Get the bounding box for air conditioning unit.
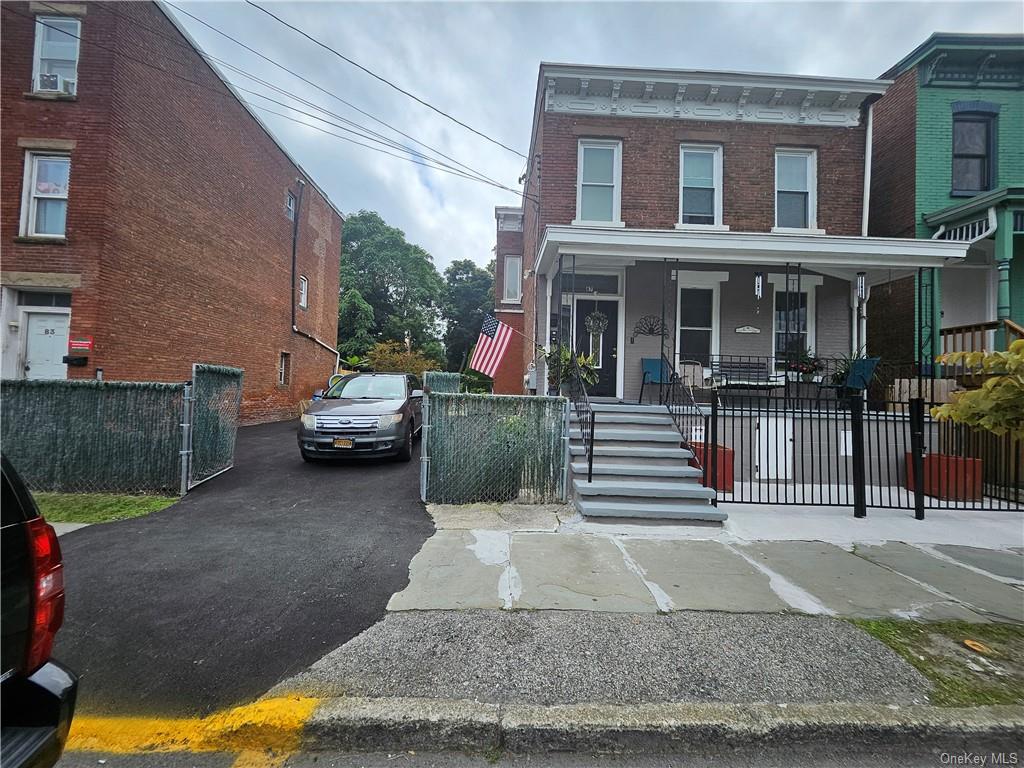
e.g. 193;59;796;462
36;73;63;92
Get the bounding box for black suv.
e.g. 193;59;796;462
1;456;77;768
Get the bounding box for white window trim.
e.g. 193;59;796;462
501;255;522;303
286;192;296;221
767;273;823;359
298;275;309;309
573;139;624;228
278;352;291;386
676;144;728;231
673;270;728;369
32;15;81;95
772;148;824;234
20;151;70;238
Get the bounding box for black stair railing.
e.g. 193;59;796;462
660;354;716;496
565;356;596;483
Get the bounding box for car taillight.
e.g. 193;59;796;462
25;518;65;674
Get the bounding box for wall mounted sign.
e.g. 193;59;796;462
68;336;94;352
735;326;761;334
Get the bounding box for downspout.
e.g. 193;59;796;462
861;100;874;237
290;178;341;373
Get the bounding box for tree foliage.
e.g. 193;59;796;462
337;288;375;359
441;259;493;371
367;341;443;377
339;211;444;351
931;340;1024;439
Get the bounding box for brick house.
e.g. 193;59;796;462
868;33;1024;364
491;206;527;394
496;62;968;402
0;1;343;423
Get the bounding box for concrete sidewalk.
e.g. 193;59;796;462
387;504;1024;622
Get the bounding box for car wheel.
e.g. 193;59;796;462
301;450;320;463
395;427;413;462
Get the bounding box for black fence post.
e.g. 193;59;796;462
850;394;867;518
709;399;719;507
909;397;926;520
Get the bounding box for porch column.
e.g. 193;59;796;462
995;207;1013;349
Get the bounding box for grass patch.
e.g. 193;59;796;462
34;493;178;524
852;619;1024;707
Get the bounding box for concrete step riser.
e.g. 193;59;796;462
570;465;703;481
574;488;715;502
570;414;674;426
575;502;727;522
572;447;694;461
571;431;682;443
574;475;703;487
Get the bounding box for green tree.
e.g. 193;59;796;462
337;288;376;359
367;340;443;376
932;340;1024;439
340;211;444;350
441;259;493;371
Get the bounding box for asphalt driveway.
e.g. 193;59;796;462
54;419;433;717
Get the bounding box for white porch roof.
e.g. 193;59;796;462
537;226;969;278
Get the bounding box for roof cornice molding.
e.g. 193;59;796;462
540;63;889;128
881;33;1024;79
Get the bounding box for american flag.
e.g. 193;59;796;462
469;315;513;378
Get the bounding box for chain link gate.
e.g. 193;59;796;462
183;364;244;492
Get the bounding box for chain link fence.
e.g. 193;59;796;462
422;392;568;504
1;379;186;494
189;364;244;487
423;371;461;393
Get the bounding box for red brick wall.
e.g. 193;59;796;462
869;68;917;237
535;113;867;235
493;222;525;394
1;2;342;423
866;275;915;362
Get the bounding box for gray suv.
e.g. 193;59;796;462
298;373;423;462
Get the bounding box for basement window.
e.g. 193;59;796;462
278;352;291;386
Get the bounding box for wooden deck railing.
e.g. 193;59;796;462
940;319;1024;355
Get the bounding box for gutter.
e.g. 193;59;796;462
290;178;341;373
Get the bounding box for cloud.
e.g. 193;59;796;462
169;1;1023;274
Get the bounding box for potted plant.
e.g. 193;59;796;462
786;348;821;383
544;345;598;394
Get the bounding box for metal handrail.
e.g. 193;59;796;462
660;354;705;472
565;356;596;483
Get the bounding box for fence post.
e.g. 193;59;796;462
850;394;867;518
909;397;926;520
709;399;719;507
420;394;430;503
179;381;193;496
561;399;571;501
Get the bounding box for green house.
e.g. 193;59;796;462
868;33;1023;363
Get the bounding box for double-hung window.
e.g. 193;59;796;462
774;149;817;231
22;153;71;238
298;276;309;309
952;105;998;195
33;16;81;95
502;255;522;303
575;139;622;225
678;145;723;228
286;191;296;221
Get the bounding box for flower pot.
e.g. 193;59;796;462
801;373;815;383
905;452;983;502
689;442;734;492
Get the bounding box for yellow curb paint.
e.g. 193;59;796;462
67;696;320;754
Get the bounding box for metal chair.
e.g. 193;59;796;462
817;357;880;401
639;357;672;404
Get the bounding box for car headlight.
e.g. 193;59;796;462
301;413;316;430
378;413;404;429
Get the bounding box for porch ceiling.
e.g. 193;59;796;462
538;226;969;277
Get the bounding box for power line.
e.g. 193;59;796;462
11;7;532;200
244;1;527;159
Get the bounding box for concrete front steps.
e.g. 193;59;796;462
569;402;724;523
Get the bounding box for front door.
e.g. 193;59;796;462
575;298;618;397
24;312;70;380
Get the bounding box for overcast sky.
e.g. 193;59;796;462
167;1;1021;275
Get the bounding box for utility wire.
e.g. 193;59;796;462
11;7;532;200
244;0;527;159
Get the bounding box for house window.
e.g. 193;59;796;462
502;256;522;302
678;288;715;366
575;139;621;225
774;149;817;230
679;145;723;227
774;290;809;360
278;352;291;385
286;191;296;221
298;275;308;309
952;110;997;195
32;16;80;95
21;153;70;237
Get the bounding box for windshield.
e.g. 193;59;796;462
326;375;406;400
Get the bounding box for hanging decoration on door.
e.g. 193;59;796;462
584;310;609;337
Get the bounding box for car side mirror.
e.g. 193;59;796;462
313;389;325;398
411;389;424;398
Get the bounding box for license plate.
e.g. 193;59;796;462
333;438;354;449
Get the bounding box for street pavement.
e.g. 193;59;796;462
54;419;432;716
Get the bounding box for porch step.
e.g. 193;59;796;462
570;428;681;443
576;498;727;523
571;445;694;460
570;462;702;479
574;479;715;501
590;403;669;414
570;412;674;426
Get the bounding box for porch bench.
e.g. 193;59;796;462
711;360;785;390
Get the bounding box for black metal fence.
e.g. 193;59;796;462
697;394;1021;514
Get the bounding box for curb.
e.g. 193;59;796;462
302;697;1024;754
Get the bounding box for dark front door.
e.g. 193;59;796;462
575;299;618;397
